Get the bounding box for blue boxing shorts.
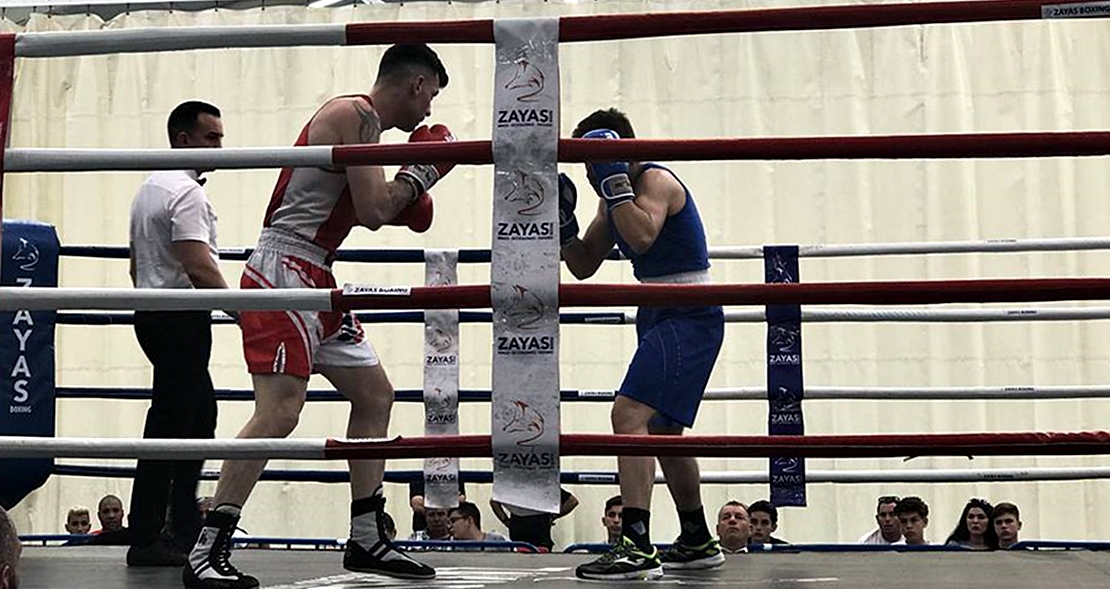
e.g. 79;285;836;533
618;304;725;429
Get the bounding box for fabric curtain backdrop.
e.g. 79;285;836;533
4;0;1110;543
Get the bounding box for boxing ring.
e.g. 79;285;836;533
5;1;1110;588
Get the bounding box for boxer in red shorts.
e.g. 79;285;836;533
184;44;455;589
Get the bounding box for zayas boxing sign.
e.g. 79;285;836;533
490;18;561;514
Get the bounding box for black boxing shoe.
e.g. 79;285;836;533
343;537;436;580
182;509;259;589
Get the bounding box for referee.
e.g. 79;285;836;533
127;101;228;567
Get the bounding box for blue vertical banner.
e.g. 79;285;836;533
764;245;806;507
0;220;59;509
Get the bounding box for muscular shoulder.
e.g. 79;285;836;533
636;166;686;214
309;96;381;146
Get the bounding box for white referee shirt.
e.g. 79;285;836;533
129;170;219;289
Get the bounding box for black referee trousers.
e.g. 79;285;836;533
129;310;217;549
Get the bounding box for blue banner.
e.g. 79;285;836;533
1;220;59;509
764;245;805;507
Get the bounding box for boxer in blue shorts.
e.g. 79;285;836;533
560;108;725;580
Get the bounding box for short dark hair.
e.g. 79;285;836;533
572;108;636;139
97;494;122;511
747;500;778;525
604;496;622;512
167;100;221;146
993;502;1020;521
378;43;448;88
450;501;482;529
894;496;929;519
876;495;900;514
0;505;18;571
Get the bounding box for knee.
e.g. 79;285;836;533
257;405;301;436
610;405;644;435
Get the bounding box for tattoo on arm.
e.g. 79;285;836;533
353;101;381;144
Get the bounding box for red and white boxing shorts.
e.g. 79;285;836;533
240;229;379;379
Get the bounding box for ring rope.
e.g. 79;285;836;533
57;236;1110;262
10;131;1110;171
53;384;1110;402
3;431;1110;460
49;464;1110;485
51;306;1110;326
11;1;1099;58
7;278;1110;311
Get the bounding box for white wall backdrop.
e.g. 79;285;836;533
4;0;1110;546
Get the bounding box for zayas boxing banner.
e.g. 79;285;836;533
764;245;806;507
423;249;461;511
490;17;561;513
0;220;59;509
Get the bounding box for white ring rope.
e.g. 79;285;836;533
721;307;1110;323
0;437;331;460
0;287;334;311
4;147;334;172
14;24;348;58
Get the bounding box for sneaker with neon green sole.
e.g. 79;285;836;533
659;538;726;570
575;537;665;581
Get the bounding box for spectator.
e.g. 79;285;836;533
747;501;787;545
381;513;397;541
993;502;1023;549
64;506;91;535
448;502;508;545
409;508;451;541
945;498;997;550
715;501;750;554
601;496;623;544
1;506;20;589
409;479;466;533
88;494;130;546
490;488;578;551
894;496;930;545
96;494;126;533
858;495;902;544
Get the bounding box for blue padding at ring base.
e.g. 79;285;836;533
52;464;621;485
55;387;618;403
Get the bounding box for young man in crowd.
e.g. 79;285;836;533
993;502;1023;549
858;495;902;544
601;496;622;545
747;501;787;545
894;496;930;545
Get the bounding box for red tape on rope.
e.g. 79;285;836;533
323;431;1110;460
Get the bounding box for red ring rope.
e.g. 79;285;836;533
342;1;1069;45
330;132;1110;165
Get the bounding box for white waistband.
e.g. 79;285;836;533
256;228;331;267
640;269;711;284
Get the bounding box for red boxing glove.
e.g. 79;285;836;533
388;192;434;233
395;124;458;195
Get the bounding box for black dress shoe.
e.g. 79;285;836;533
127;539;187;567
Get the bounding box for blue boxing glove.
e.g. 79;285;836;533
582;128;635;210
558;173;580;247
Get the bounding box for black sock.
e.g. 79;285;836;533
621;507;652;552
677;506;712;546
351;486;386;518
